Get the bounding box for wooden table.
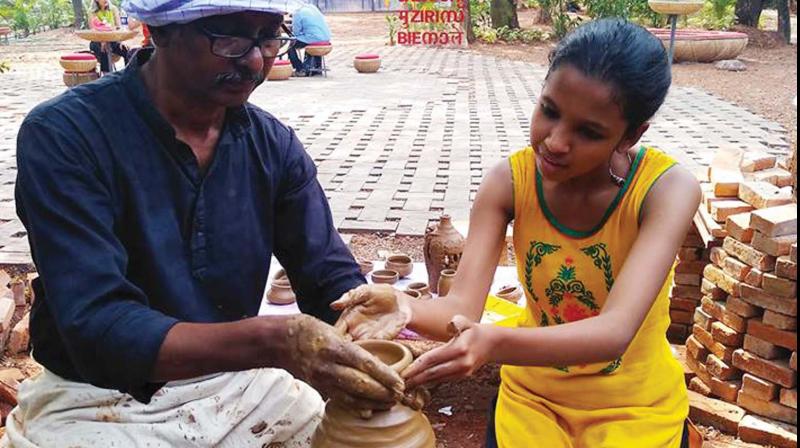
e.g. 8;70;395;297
75;29;137;72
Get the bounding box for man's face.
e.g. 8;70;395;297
162;12;282;108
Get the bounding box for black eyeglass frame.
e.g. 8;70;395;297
197;26;296;59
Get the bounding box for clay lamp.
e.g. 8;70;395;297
371;270;399;285
385;254;413;278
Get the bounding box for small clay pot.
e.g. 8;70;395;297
437;269;456;297
495;285;523;303
355;340;413;372
371;269;399;285
267;280;296;305
385;254;413;278
404;290;422;300
406;282;432;300
357;259;374;276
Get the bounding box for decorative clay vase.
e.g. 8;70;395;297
423;215;465;294
437;269;456;297
385;254;413;278
312;340;436;448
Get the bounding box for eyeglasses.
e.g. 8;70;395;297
197;26;296;59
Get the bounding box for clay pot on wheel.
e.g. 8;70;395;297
312;340;436;448
385;254;413;278
495;285;523;303
371;270;399;285
267;277;296;305
424;215;465;294
437;269;456;297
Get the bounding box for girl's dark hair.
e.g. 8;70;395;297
548;18;671;132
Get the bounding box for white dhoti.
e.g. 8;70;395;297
1;367;324;447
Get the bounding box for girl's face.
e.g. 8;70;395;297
530;65;642;183
98;0;108;9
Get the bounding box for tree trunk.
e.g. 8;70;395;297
463;0;475;43
735;0;764;27
71;0;86;29
777;0;791;43
490;0;519;28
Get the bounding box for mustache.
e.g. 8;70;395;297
214;70;265;86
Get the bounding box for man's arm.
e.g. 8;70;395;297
272;127;365;324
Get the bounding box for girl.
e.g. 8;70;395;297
89;0;130;73
335;18;702;447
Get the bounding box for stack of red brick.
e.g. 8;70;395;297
668;227;712;343
0;269;34;433
683;150;797;445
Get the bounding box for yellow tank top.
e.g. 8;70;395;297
495;146;688;447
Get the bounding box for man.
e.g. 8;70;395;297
5;0;404;446
287;3;331;77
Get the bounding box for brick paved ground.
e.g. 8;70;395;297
0;25;791;265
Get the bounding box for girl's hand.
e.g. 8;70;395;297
401;315;496;389
332;284;412;341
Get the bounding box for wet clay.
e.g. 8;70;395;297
312;340;436;448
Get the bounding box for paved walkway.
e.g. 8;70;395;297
0;38;792;264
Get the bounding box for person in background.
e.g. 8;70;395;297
287;3;331;77
88;0;131;73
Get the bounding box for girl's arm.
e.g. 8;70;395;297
404;166;701;387
405;160;514;340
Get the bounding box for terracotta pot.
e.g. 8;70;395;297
437;269;456;297
268;60;292;81
371;270;399;285
357;259;375;276
354;55;381;73
424;215;465;293
312;340;435;448
495;285;523;303
267;279;296;305
404;290;422;300
385;254;413;278
405;282;432;300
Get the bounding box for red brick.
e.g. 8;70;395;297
710;247;729;267
688;390;746;435
707;353;743;380
792;243;798;263
792;352;797;371
694;308;716;331
675;273;702;286
750;205;798;238
704;188;728;212
701;296;748;333
689;376;713;396
678;246;704;262
726;213;755;244
744;267;764;287
704;265;742;297
747;167;794;188
741;373;779;401
694;324;717;351
684;232;705;248
699;207;728;238
732;349;797;389
737;391;797;425
0;299;13;348
7;312;29;355
776;256;797;281
739;181;793;209
669;309;694;325
709;376;743;403
780;388;797;410
727;297;763;318
712;200;755;223
712;321;745;347
740;284;798;317
752;232;798;257
687;335;711;361
763;310;798;331
702;279;729;301
672;343;695;385
671;297;700;312
672;284;703;300
747;319;797;351
723;237;777;271
712;169;744;197
763;273;798;298
740;153;777;173
723;257;752;281
695;320;738;363
676;260;709;275
738;414;798;448
744;335;791;360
